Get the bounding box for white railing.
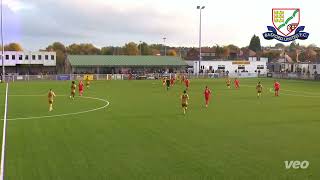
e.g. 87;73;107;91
2;72;269;82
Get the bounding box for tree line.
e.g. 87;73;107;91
2;35;320;73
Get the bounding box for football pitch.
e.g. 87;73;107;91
0;78;319;180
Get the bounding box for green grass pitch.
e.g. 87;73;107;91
0;78;319;180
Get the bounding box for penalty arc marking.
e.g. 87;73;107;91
3;95;110;121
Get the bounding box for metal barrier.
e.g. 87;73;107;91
268;73;318;80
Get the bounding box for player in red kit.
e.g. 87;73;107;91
274;80;280;96
170;77;175;87
79;80;84;96
204;86;212;108
185;78;190;90
234;78;240;89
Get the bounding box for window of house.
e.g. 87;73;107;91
19;55;23;60
45;55;49;60
38;55;42;60
257;65;264;69
32;55;36;60
51;55;55;60
25;55;29;60
218;65;225;69
313;65;317;70
5;55;9;60
12;55;15;60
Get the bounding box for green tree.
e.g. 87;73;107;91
67;44;81;54
138;42;153;55
100;47;113;55
46;42;66;73
248;35;261;52
289;41;299;52
124;42;139;55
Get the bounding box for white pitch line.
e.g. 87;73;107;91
242;84;320;98
5;95;110;121
0;83;9;180
268;88;320;98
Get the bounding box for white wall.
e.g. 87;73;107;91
0;51;56;67
305;63;320;74
193;60;267;74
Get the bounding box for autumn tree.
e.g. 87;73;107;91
3;42;23;51
227;44;239;51
167;49;177;56
275;43;285;49
262;51;281;61
151;49;160;56
124;42;139;55
222;46;230;59
214;45;224;58
67;43;100;55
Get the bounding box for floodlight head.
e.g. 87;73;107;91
202;6;205;9
197;6;200;9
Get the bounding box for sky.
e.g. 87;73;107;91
3;0;319;50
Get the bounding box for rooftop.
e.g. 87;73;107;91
68;55;188;67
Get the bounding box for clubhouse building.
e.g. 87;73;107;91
188;57;268;74
1;51;56;75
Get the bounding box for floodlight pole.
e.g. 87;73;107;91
197;5;205;74
163;37;167;56
139;41;142;56
1;0;4;82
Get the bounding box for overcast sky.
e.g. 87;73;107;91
3;0;319;50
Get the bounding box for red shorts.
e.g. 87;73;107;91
205;96;210;101
275;88;279;91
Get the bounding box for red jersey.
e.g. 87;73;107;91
79;82;84;91
185;79;190;87
170;78;174;84
204;89;211;98
234;79;239;85
274;82;280;90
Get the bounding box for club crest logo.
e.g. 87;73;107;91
263;8;309;42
